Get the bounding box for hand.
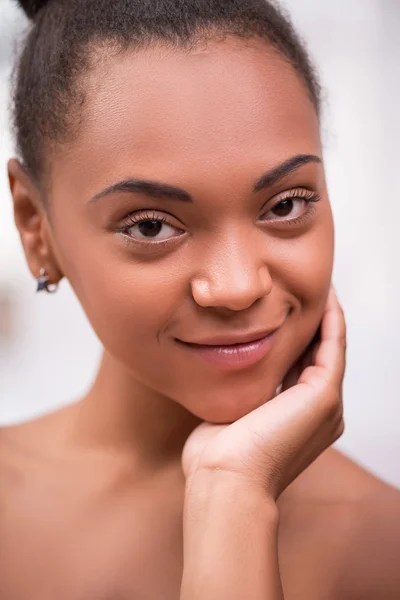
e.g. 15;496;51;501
182;286;346;500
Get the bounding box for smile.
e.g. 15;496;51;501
176;329;279;371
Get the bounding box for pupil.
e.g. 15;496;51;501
139;220;162;237
273;199;293;217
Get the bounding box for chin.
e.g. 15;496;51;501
179;375;280;424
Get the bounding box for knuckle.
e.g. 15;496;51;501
338;301;346;318
336;306;347;344
336;321;347;350
339;334;347;352
336;399;344;422
332;417;345;442
321;384;342;422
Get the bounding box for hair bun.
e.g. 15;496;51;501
16;0;52;19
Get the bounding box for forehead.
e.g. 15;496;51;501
53;38;321;195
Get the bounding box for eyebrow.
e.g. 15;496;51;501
90;153;321;203
253;154;321;193
90;179;192;203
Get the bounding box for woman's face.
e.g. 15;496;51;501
38;38;334;423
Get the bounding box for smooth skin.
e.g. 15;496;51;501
181;287;345;599
2;37;400;599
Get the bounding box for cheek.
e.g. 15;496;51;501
296;220;334;303
60;238;187;367
272;218;334;360
283;235;333;305
52;209;335;424
272;203;334;298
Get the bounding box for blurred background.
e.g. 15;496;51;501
0;0;399;487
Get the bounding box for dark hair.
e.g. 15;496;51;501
13;0;321;186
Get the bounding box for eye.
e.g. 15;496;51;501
129;219;176;241
270;198;306;219
261;189;320;223
119;210;184;242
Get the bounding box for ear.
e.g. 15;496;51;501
8;158;64;286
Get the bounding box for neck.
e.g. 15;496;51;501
69;351;201;468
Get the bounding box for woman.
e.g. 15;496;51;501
2;0;399;598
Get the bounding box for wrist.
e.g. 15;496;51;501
181;469;282;600
184;467;279;525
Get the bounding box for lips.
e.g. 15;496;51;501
177;328;278;348
177;329;279;370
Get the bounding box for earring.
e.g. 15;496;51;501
36;268;59;294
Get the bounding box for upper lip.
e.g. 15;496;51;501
178;328;279;347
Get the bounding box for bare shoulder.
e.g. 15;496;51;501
278;448;400;600
0;404;77;456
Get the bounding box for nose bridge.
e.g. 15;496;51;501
191;226;272;310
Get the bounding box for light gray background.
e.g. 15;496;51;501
0;0;399;486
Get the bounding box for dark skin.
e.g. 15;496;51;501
2;37;400;599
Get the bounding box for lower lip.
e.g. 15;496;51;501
179;332;277;371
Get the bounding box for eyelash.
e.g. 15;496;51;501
116;210;181;249
263;188;321;225
119;209;170;230
117;189;321;245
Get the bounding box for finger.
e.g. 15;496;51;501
282;362;301;391
311;286;346;386
282;326;320;391
301;336;320;370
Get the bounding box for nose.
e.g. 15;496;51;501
191;233;273;311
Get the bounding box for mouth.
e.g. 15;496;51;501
175;327;280;371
